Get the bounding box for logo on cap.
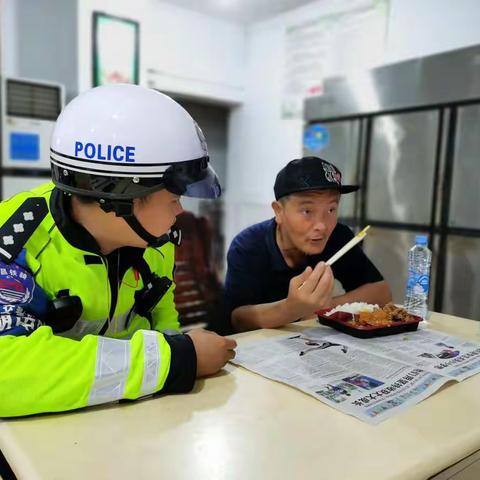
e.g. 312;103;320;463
322;162;341;185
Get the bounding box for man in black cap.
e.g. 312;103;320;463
224;156;391;332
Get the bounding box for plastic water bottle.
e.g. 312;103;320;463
404;235;432;320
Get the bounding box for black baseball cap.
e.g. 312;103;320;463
274;156;359;200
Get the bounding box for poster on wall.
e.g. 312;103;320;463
282;0;389;119
92;12;140;86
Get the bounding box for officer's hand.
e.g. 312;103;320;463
285;261;334;319
187;329;237;377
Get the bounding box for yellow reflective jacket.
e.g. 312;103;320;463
0;183;196;417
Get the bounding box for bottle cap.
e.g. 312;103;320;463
415;235;428;246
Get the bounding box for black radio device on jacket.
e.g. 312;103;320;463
132;258;173;323
130;225;181;323
46;290;83;333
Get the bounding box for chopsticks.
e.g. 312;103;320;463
326;225;370;266
298;225;371;290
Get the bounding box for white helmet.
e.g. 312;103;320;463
51;84;220;200
50;84;221;246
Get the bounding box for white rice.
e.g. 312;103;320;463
324;302;379;316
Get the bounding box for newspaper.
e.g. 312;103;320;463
232;327;480;424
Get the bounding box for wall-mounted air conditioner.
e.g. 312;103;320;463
1;77;64;170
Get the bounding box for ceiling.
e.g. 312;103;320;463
161;0;321;24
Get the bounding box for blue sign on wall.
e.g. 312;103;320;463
303;124;330;151
10;132;40;161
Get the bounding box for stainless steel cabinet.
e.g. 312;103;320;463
449;105;480;230
303;46;480;320
443;236;480;320
366;111;439;224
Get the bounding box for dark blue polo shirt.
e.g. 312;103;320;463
224;218;383;318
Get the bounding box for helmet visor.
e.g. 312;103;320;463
163;161;221;199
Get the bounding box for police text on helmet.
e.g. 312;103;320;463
74;141;136;163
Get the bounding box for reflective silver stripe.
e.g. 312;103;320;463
0;247;12;260
106;312;130;335
140;330;160;397
58;319;106;339
88;337;131;406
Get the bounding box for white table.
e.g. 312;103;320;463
1;312;480;480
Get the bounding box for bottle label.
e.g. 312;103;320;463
407;271;429;294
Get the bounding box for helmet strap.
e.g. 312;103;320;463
123;215;171;248
99;199;170;248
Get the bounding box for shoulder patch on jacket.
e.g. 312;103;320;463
0;197;49;263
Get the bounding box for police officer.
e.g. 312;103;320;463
0;84;236;417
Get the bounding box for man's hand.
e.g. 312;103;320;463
285;261;334;319
187;329;237;377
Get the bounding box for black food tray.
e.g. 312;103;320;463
316;310;422;339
